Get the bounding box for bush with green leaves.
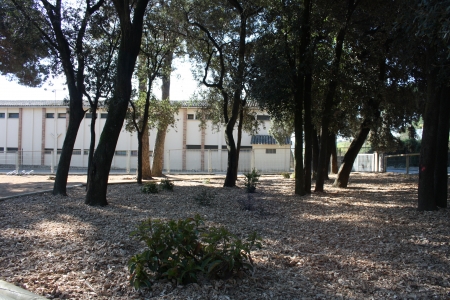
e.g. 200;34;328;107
128;215;261;289
141;182;158;194
194;189;216;206
159;179;174;191
281;172;291;179
243;169;260;193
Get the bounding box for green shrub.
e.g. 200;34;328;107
141;182;158;194
281;172;291;179
159;179;174;191
194;189;216;206
128;215;261;289
244;169;260;193
202;178;211;184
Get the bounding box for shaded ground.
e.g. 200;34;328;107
0;173;449;299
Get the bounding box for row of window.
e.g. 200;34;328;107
46;113;66;119
0;113;19;118
187;114;271;121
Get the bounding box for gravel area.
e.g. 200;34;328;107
0;173;449;299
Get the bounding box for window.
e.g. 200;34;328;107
8;113;19;118
100;113;108;119
204;145;218;149
44;148;53;154
0;113;5;118
115;150;127;156
7;147;18;153
57;149;62;154
186;145;201;149
73;149;81;155
187;114;195;120
46;113;54;118
85;113;92;118
0;147;4;151
257;115;270;121
266;149;276;154
58;113;66;118
131;150;138;156
222;145;228;149
240;146;252;150
83;150;89;155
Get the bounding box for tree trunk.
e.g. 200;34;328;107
324;138;331;180
86;107;98;191
333;126;370;187
53;102;85;195
434;86;450;208
85;0;150;206
141;123;152;179
152;125;167;176
418;48;440;211
234;102;245;182
330;133;338;174
312;127;319;179
304;72;313;193
294;89;305;195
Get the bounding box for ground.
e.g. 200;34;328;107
0;173;449;299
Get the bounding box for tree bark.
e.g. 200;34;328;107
141;123;152;179
85;0;150;206
86;107;98;191
152;51;173;177
330;133;338;174
294;89;305;195
304;72;313;193
434;86;450;208
333;125;370;187
418;48;440;211
312;127;319;179
152;125;167;176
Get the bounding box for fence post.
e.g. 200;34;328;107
406;155;409;175
51;150;54;174
126;150;131;174
167;150;170;174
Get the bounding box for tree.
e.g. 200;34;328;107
9;0;106;196
185;0;263;187
85;0;151;206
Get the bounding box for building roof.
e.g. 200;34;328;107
0;99;261;108
251;135;291;145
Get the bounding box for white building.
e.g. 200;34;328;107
0;100;292;173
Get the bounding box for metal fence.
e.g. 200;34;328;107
0;148;294;175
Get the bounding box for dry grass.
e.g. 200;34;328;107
0;173;449;299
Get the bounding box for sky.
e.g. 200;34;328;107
0;58;199;101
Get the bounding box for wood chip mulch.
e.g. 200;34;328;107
0;173;449;299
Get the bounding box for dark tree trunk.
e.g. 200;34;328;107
304;73;313;193
324;138;331;180
86;107;98;191
315;1;357;192
333;126;370;187
152;126;167;176
434;86;450;208
85;0;150;206
312;127;319;179
294;89;305;195
141;124;152;179
418;48;440;211
330;133;338;174
234;101;245;182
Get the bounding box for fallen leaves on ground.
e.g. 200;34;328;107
0;173;449;299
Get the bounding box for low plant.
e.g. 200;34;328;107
159;179;174;191
141;182;159;194
243;169;260;193
281;172;291;179
194;189;216;206
202;178;211;184
238;193;256;211
128;215;261;289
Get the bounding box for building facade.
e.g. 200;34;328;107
0;100;292;173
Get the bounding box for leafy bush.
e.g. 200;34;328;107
281;172;291;179
202;178;211;184
159;179;174;191
128;215;261;289
243;169;260;193
194;189;216;206
141;182;158;194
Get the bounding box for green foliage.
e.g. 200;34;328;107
194;189;216;206
281;172;291;179
244;169;260;193
141;182;159;194
128;215;261;289
159;179;174;191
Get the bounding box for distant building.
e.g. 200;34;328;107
0;100;292;173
